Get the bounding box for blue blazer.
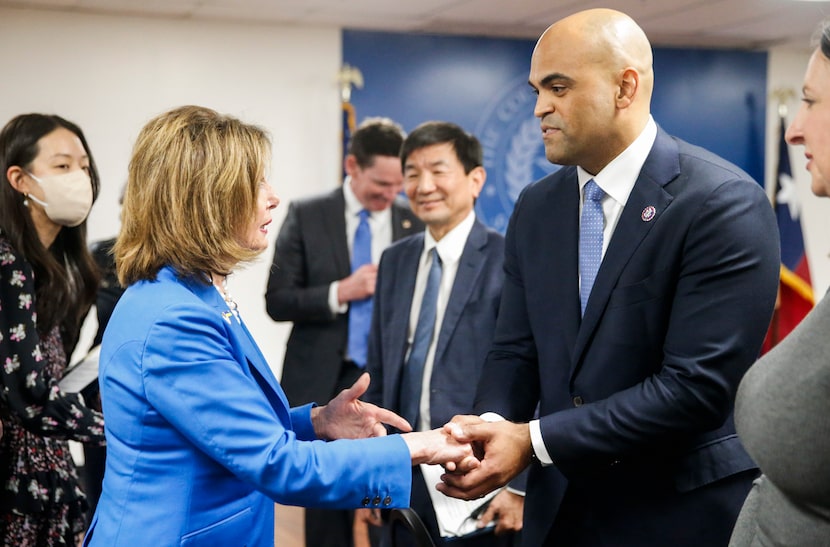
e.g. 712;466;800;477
85;266;412;547
475;129;780;546
364;219;504;430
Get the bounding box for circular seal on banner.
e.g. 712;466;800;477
474;74;559;232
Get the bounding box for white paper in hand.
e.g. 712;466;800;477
419;463;498;538
59;346;101;392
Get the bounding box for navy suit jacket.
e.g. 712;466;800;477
365;219;506;545
365;219;504;430
475;129;780;546
266;187;422;407
86;266;412;547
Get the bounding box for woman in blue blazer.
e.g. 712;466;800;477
83;105;473;547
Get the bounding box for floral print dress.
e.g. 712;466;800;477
0;235;105;546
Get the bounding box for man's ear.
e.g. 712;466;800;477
344;154;359;177
616;67;639;109
469;166;487;200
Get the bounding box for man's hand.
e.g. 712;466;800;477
477;489;524;535
401;427;478;469
338;264;378;303
312;373;411;440
437;415;532;500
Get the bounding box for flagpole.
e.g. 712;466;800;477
769;87;795;210
338;64;363;181
767;87;791;349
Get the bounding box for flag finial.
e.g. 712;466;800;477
770;87;796;118
337;64;364;103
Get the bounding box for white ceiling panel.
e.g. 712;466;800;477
3;0;830;48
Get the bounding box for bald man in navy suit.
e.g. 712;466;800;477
439;9;780;547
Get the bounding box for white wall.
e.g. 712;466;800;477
0;7;344;377
3;8;828;379
766;46;830;298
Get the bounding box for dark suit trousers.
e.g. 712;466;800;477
544;470;757;547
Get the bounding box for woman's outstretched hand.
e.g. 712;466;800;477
311;372;411;440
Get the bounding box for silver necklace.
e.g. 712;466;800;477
222;277;237;313
208;272;239;321
220;276;238;314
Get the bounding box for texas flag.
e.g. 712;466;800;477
762;117;814;352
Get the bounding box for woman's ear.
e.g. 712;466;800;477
5;166;30;195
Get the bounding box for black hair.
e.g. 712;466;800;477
0;114;101;355
400;121;483;174
347;117;405;168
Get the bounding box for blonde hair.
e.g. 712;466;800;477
116;105;271;286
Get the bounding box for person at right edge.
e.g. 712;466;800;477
729;19;830;547
438;8;780;547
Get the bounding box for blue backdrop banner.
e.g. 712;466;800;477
343;30;767;232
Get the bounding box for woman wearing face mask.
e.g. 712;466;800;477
0;113;106;545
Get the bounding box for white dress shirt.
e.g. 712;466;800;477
407;211;476;431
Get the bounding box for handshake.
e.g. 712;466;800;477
402;415;533;501
314;373;532;500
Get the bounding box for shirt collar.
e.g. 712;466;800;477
343;176;364;216
577;116;658;205
423;210;476;264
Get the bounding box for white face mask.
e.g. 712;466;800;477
25;169;93;227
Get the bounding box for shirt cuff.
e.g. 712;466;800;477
480;412;551;468
505;486;526;497
479;412;504;423
329;281;348;314
529;419;554;466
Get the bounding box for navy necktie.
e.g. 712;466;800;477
400;247;442;430
347;209;372;367
579;180;605;315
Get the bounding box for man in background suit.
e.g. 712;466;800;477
266;117;423;546
439;9;780;547
362;122;522;546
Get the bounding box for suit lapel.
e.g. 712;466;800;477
322;187;350;277
391;204;417;241
433;221;487;364
183;269;289;409
539;170;581;362
571;130;680;374
383;235;422;411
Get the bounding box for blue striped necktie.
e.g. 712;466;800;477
400;247;442;430
579;180;605;315
347;209;372;367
